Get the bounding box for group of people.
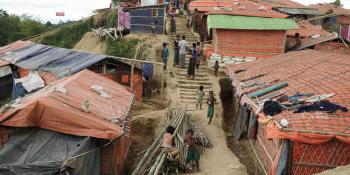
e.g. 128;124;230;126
161;87;216;172
195;86;216;124
162;126;200;172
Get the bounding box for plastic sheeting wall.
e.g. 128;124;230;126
130;7;165;34
0;128;99;175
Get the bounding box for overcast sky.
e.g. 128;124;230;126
0;0;111;23
0;0;349;23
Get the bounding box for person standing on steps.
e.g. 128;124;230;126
196;85;205;110
195;41;201;70
207;90;216;125
187;43;196;79
173;35;180;67
162;42;169;70
178;35;188;68
169;8;176;34
192;8;198;32
151;21;158;36
213;60;220;77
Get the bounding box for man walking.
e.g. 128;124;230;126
178;35;187;68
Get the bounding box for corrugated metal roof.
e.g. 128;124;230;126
0;42;107;78
298;33;339;50
208;15;298;30
0;60;9;67
0;40;32;54
275;7;324;15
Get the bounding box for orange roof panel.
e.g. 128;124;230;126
287;21;330;37
190;0;288;18
227;50;350;143
0;69;134;140
0;40;33;54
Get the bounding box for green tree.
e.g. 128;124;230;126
0;9;57;46
0;9;21;46
332;0;342;7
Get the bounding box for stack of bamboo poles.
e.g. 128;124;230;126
132;106;189;175
190;121;212;148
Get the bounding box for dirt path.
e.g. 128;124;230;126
163;19;247;174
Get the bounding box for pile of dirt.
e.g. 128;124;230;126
125;110;167;173
73;32;106;54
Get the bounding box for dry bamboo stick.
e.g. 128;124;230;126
134;106;187;175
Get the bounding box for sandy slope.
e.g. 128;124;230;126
73;32;106;54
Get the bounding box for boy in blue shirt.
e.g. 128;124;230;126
162;42;169;70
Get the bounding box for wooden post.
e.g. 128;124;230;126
130;61;135;90
102;62;107;74
160;68;165;105
130;42;141;90
141;63;144;108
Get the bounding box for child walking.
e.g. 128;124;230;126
196;86;205;110
207;90;216;125
213;60;220;76
162;42;169;70
185;129;200;172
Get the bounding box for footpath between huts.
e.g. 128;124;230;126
162;16;247;175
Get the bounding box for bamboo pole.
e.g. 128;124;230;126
153;154;167;175
132;106;187;175
148;107;188;175
248;139;268;175
131;42;141;90
161;68;165;106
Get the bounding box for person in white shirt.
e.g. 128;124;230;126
178;35;188;68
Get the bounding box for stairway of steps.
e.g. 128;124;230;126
168;17;214;109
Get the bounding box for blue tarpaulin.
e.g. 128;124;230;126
143;63;153;79
0;43;107;78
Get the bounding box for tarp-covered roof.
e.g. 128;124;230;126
310;3;350;16
190;0;288;18
298;33;339;50
0;128;99;175
255;0;309;9
287;21;330;37
0;69;134;140
274;7;324;15
0;41;108;78
226;50;350;144
208;15;298;30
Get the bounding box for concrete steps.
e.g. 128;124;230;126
177;79;212;86
176;67;207;72
172;17;214;105
178;84;211;89
176;71;207;77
